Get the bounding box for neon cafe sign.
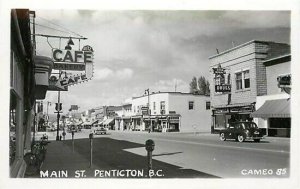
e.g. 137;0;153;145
52;49;93;63
51;45;94;89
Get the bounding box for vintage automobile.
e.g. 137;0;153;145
94;127;107;135
219;122;264;142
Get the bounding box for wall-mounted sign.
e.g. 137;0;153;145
141;106;149;115
213;64;226;75
55;74;88;88
277;74;291;87
82;45;94;52
215;84;231;93
48;75;68;91
52;49;93;63
277;74;291;95
53;63;85;71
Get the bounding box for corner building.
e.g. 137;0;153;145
209;40;290;134
129;92;211;132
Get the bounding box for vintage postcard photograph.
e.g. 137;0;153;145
1;0;300;189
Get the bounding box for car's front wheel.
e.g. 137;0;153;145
237;135;245;142
220;133;226;141
254;139;260;142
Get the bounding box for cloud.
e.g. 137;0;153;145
94;67;133;81
93;67;113;80
152;78;189;93
35;10;290;112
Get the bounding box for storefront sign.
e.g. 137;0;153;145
277;74;291;95
277;74;291;87
53;63;85;71
55;74;87;88
141;107;149;115
213;64;226;75
52;49;93;63
215;84;231;93
48;75;68;91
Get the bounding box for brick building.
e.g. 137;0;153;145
209;40;290;133
251;53;291;137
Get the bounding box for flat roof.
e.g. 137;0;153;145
132;91;209;99
209;40;288;59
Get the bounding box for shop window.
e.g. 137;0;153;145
189;101;194;110
206;101;211;110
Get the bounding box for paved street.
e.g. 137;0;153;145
38;129;290;178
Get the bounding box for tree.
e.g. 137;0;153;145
198;76;207;95
205;80;210;95
189;76;210;96
189;76;198;94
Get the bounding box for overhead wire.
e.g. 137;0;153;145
31;22;71;35
36;16;84;38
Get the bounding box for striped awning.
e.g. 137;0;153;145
251;98;290;118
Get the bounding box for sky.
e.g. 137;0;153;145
34;10;290;114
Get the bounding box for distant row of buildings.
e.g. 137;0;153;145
66;40;291;137
67;92;211;133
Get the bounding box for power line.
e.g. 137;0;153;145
36;16;84;38
32;22;71;35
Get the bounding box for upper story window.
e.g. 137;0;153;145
206;101;211;110
153;102;156;110
188;101;194;110
160;101;165;114
235;70;250;90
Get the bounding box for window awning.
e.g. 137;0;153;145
251;99;290;118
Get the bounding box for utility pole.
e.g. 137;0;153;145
56;90;61;141
46;101;51;129
145;89;152;132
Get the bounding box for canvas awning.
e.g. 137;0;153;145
251;99;290;118
103;118;114;125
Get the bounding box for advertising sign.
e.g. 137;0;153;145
141;107;149;115
51;45;94;89
53;63;85;71
52;49;93;63
215;84;231;93
277;74;291;87
213;64;226;75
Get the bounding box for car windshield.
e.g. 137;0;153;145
244;123;258;129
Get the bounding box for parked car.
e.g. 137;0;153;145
94;127;107;135
219;122;264;142
67;125;78;133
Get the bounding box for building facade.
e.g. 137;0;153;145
10;9;53;177
251;54;291;137
209;40;290;134
128;92;211;132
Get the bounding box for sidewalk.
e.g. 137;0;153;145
34;138;218;179
38;140;104;178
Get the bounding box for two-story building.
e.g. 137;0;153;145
209;40;290;134
129;92;211;132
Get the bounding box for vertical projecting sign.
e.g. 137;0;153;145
213;64;231;93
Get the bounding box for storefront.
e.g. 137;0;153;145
10;9;36;177
212;103;255;133
251;98;290;137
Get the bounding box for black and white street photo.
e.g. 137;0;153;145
1;1;300;189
